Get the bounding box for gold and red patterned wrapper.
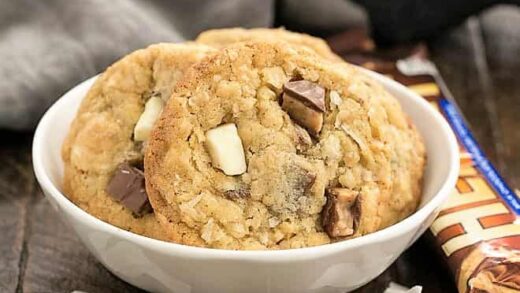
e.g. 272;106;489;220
396;62;520;293
330;36;520;292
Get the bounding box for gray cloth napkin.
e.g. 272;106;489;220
0;0;366;130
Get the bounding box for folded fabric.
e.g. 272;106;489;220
0;0;367;130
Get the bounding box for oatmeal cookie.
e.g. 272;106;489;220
145;41;425;249
61;43;215;239
196;27;342;62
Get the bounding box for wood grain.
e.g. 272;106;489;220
355;237;456;292
480;5;520;189
22;196;142;293
0;132;33;293
430;19;499;164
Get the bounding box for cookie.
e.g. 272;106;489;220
196;27;342;62
61;43;215;239
145;41;426;250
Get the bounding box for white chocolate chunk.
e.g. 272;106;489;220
205;123;247;176
261;67;287;91
134;97;164;141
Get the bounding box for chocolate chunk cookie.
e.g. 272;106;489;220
145;41;425;249
62;43;215;239
196;27;342;62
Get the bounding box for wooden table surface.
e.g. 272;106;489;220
1;7;519;293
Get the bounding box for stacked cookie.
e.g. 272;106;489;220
62;28;425;250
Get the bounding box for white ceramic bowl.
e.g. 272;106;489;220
33;69;459;293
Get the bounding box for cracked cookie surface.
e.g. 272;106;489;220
61;43;215;239
145;41;425;249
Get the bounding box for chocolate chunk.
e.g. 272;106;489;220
282;80;325;137
322;188;359;238
224;188;250;200
293;123;313;149
283;80;326;112
282;94;324;137
106;163;152;217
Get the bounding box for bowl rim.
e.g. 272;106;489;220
32;68;459;262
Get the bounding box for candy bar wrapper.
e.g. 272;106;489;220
352;53;520;293
328;28;520;291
